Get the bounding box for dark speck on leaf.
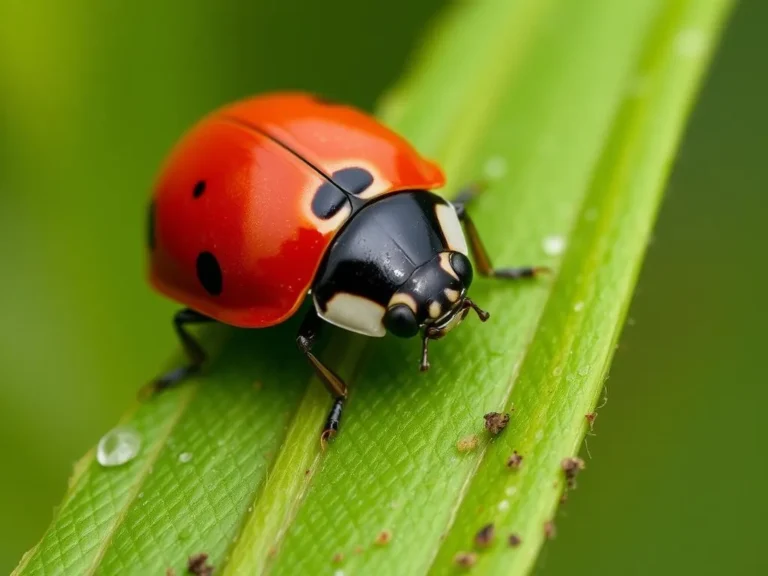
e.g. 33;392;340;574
187;553;213;576
544;521;557;540
561;456;586;489
507;450;523;469
484;412;510;435
474;523;495;548
454;552;477;568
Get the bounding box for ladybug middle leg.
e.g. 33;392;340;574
140;308;214;400
453;183;551;279
296;307;348;447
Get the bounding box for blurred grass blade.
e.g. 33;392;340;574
14;0;732;575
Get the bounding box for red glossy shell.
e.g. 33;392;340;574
148;92;445;328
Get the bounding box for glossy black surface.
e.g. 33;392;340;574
311;180;349;220
313;191;464;324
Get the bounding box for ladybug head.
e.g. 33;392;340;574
383;251;489;371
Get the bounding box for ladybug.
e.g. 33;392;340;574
147;92;547;443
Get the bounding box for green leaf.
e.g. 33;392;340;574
14;0;732;575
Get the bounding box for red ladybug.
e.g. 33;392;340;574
147;93;546;443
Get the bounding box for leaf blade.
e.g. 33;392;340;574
13;0;733;574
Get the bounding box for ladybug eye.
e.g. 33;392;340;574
450;252;473;288
384;304;420;338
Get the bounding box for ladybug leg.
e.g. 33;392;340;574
453;197;551;279
139;308;214;400
296;307;348;447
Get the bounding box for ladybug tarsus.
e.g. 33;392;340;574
141;308;213;399
320;397;344;449
453;187;549;281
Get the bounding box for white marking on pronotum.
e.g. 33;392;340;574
438;252;460;281
444;288;460;303
435;203;469;255
315;293;386;337
388;292;418;313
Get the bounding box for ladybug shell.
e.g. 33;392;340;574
148;92;445;328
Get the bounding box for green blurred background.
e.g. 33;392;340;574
0;1;764;574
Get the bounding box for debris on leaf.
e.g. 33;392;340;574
166;569;176;576
375;530;392;545
474;523;495;548
561;456;586;489
508;533;522;547
332;552;344;564
187;553;213;576
483;412;510;435
544;521;557;540
457;434;479;452
354;546;364;554
454;552;478;568
507;450;523;469
585;412;597;430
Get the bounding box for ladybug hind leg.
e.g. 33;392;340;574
453;183;551;279
296;306;348;448
139;308;214;400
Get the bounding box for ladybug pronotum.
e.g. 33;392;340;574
147;93;547;443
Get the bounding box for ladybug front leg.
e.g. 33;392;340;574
454;184;551;279
139;308;214;400
296;307;348;448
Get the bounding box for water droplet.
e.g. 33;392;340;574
574;301;585;312
553;366;562;377
483;156;508;180
505;486;517;497
498;500;510;511
542;235;566;256
248;505;253;512
178;452;193;463
137;492;144;499
334;571;345;576
97;426;141;467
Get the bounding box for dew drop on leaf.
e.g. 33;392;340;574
178;452;193;463
483;155;508;180
542;235;566;256
96;426;141;467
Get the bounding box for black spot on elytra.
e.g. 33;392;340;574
148;201;156;250
311;182;348;220
332;167;374;195
193;180;206;198
196;252;222;295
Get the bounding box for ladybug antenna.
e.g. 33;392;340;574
463;297;490;322
420;334;431;372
